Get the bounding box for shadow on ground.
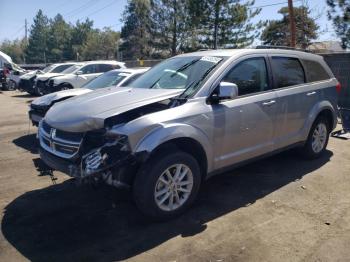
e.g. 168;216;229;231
13;133;38;154
11;93;37;98
1;150;333;262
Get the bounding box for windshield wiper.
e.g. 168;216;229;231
170;58;201;77
179;62;221;99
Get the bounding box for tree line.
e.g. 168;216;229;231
1;0;349;64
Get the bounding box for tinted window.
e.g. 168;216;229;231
272;57;305;88
302;60;330;82
97;64;114;73
80;64;97;74
51;64;74;73
83;71;130;90
120;73;142;87
223;57;269;96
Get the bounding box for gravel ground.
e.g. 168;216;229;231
0;90;350;262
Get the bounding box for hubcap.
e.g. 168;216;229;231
312;123;327;153
154;164;193;211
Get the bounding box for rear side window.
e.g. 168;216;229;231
271;57;305;88
223;57;269;96
302;60;330;82
97;64;114;73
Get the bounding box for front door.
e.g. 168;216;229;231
213;56;277;169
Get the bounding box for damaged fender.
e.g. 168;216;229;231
134;123;214;172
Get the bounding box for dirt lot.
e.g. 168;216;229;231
0;90;350;262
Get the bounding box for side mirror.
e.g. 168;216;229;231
76;70;83;75
218;81;238;100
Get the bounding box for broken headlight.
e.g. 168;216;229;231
82;134;130;177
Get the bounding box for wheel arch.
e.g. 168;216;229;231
303;101;337;140
59;82;74;89
134;124;213;177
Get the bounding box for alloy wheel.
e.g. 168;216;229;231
154;164;193;211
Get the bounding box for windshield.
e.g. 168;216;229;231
43;65;54;73
61;64;83;74
83;71;130;90
51;64;75;73
131;56;225;97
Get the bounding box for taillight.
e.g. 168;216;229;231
336;82;342;94
4;68;10;76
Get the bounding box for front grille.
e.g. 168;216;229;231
19;78;35;91
39;121;84;159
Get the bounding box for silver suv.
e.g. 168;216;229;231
38;49;338;219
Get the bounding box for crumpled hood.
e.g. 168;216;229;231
36;72;64;81
20;70;37;80
45;87;184;132
32;88;92;106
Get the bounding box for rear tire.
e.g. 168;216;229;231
133;149;201;220
301;116;330;159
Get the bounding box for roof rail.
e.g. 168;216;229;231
255;45;311;53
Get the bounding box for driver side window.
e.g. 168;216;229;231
223;57;269;96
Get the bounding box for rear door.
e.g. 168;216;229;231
213;55;278;168
270;55;319;148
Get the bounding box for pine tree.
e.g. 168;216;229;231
151;0;188;56
47;14;72;62
198;0;262;49
120;0;154;60
25;10;50;63
261;6;319;48
70;19;94;61
327;0;350;48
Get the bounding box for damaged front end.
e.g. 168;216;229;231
38;121;142;188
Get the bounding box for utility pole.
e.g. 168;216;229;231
25;19;28;44
288;0;296;47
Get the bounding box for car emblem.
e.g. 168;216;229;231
50;128;56;150
51;128;56;139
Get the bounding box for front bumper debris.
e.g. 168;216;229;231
39;141;138;187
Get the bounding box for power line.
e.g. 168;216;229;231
79;0;119;20
251;0;302;9
64;0;98;18
10;25;25;39
45;0;72;15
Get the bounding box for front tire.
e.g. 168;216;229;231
8;80;16;90
133;149;201;220
301;116;330;159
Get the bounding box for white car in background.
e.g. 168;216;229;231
29;67;148;126
34;62;81;95
42;61;126;94
19;63;77;95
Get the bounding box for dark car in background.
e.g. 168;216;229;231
18;63;77;95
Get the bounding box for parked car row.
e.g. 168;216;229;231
18;60;126;96
29;67;149;125
34;48;339;220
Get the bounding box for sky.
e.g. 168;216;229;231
0;0;339;43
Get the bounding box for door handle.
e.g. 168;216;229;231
306;91;316;96
262;100;276;106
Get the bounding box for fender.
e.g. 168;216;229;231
300;100;337;141
134;123;214;172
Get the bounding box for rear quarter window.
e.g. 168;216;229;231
302;59;331;82
271;57;305;88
